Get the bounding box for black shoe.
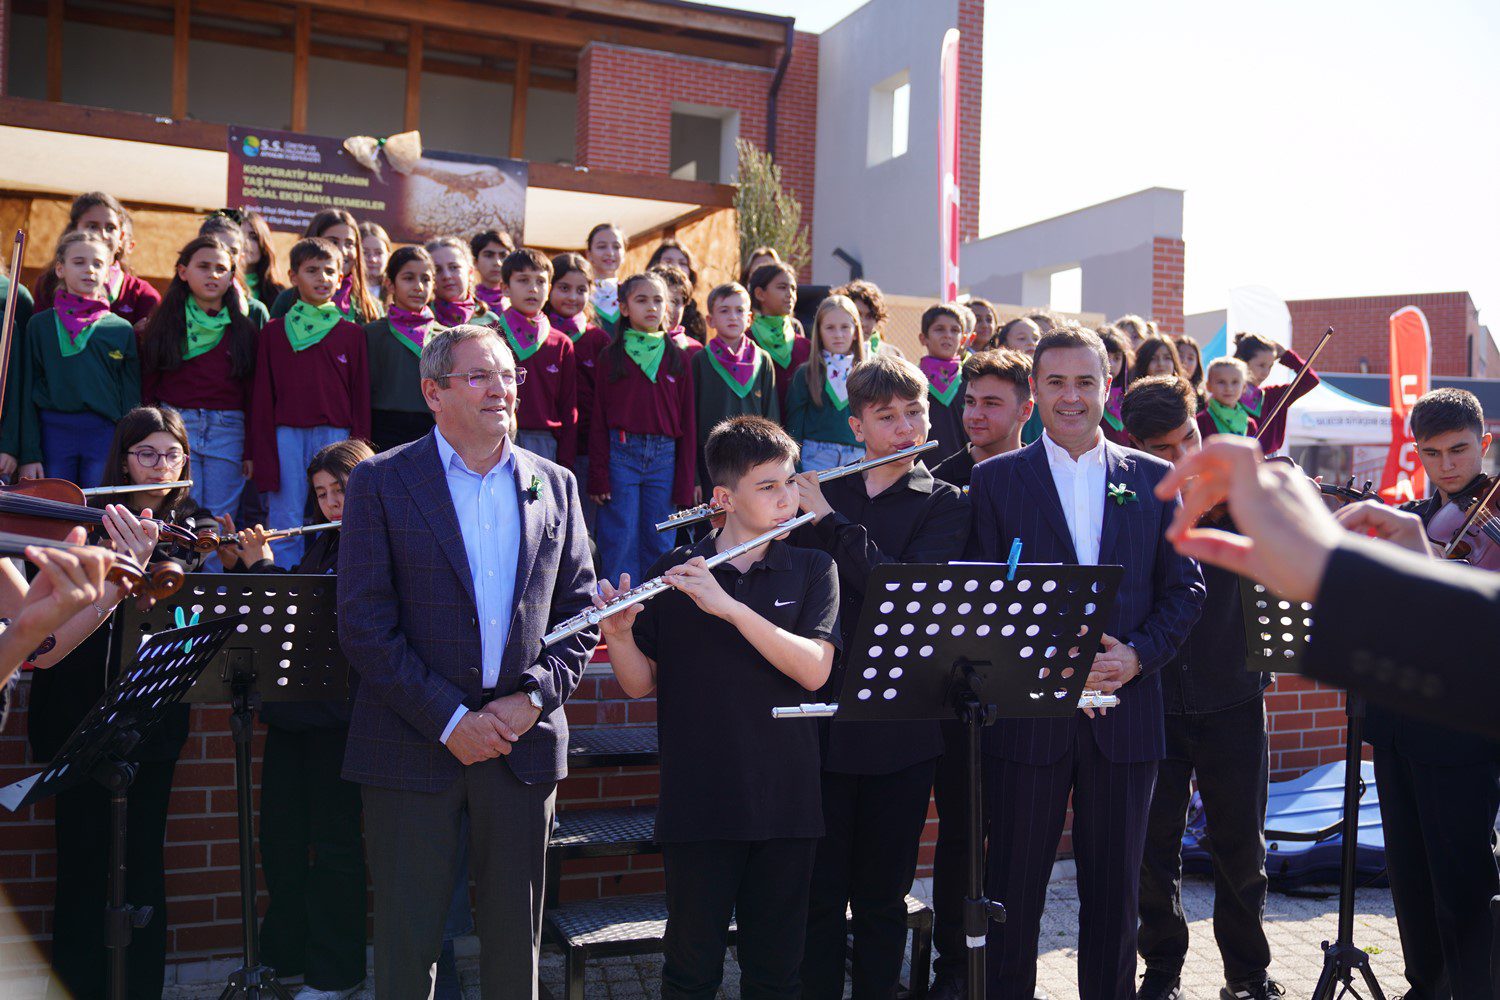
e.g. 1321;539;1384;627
1139;972;1184;1000
928;970;967;1000
434;939;462;1000
1221;979;1285;1000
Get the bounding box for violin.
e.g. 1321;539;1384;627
0;479;214;552
1319;476;1380;509
0;529;184;599
1426;474;1500;570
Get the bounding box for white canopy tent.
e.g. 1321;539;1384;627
1284;380;1393;447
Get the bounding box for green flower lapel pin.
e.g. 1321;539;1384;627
1107;482;1137;506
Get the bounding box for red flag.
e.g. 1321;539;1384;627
938;29;961;303
1380;306;1431;502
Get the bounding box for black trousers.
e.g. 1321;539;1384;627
931;719;990;979
258;725;368;991
1373;744;1500;1000
660;838;818;1000
46;758;177;1000
1138;696;1271;985
802;759;937;1000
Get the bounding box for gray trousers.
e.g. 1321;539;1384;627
363;760;557;1000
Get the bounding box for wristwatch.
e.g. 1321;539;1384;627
520;678;544;713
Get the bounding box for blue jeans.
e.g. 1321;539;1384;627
39;409;114;488
269;425;348;565
173;407;246;570
800;439;863;473
597;432;676;586
515;429;557;462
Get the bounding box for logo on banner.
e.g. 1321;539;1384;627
1380;306;1431;502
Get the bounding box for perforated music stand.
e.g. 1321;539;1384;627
0;615;244;1000
1239;579;1383;1000
118;574;347;1000
777;561;1123;1000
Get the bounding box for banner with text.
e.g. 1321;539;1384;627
1380;305;1432;503
227;126;527;245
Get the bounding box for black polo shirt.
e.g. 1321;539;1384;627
788;461;970;775
633;534;841;843
931;445;977;489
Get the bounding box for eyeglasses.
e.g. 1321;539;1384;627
438;369;526;390
128;448;186;468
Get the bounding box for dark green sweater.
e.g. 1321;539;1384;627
690;343;779;491
0;276;35;458
785;361;858;448
22;309;141;461
365;319;427;414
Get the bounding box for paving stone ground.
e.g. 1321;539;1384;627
145;873;1407;1000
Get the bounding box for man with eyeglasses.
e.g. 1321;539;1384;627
337;324;598;999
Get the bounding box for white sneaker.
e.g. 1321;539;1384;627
296;986;361;1000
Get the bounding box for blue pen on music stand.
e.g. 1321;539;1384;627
1006;538;1022;580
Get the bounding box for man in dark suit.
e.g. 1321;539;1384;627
968;324;1204;1000
338;324;598;1000
1368;388;1500;1000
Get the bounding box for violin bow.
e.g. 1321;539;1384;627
1252;325;1334;445
0;231;24;450
1443;474;1500;559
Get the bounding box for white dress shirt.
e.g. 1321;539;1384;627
1041;431;1107;566
435;429;522;745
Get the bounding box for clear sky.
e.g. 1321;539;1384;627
735;0;1500;325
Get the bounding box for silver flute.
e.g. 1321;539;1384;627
219;520;341;546
654;441;940;533
771;690;1121;719
544;511;818;647
81;480;193;497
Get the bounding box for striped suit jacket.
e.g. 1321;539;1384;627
338;431;599;791
968;438;1204;765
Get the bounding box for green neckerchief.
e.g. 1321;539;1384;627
750;314;794;369
866;333;883;355
53;311;100;358
498;311;544;362
245;272;260;296
824;375;849;410
1207;397;1250;435
705;341;762;399
1102;408;1124;432
284;299;342;352
623;327;667;382
183;298;230;361
927;376;961;408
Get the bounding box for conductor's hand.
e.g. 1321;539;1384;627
445;711;516;765
1335;501;1434;557
794;472;834;524
1156;436;1342;603
482;692;542;740
594;575;645;641
664;557;738;619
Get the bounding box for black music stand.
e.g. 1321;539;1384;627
0;615;245;1000
778;562;1123;1000
119;574;348;1000
1241;580;1384;1000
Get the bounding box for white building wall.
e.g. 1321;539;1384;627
812;0;957;296
960;188;1184;319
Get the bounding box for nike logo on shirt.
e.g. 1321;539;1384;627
774;599;795;607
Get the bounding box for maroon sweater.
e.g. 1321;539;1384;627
248;318;370;492
140;334;252;412
1196;408;1259;442
572;325;611;456
588;348;696;507
766;333;812;416
514;326;579;468
35;272;161;325
1250;348;1319;454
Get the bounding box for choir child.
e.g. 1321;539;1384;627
739;245;781;288
837;278;904;359
648;239;707;343
917;303;968;462
366;245;438;451
359;221;392;309
1100;324;1134;447
747;261;810;416
241;208;288;310
786;294;866;473
1199;357;1259;440
269;209;381;324
1129;335;1183;382
691;282;778;496
500;248;576;465
428;236;498;329
649;262;703;359
1234;331;1320;454
470;228;516;316
585;222;625;335
32;191;162;324
548;251;607;529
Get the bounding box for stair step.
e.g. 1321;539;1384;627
567;726;658;768
552;805;657;859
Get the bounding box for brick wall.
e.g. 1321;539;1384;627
1152;237;1186;336
1;656;1354;983
1286;291;1481;378
957;0;984;244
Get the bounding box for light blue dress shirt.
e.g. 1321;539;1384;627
435;429;522;744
